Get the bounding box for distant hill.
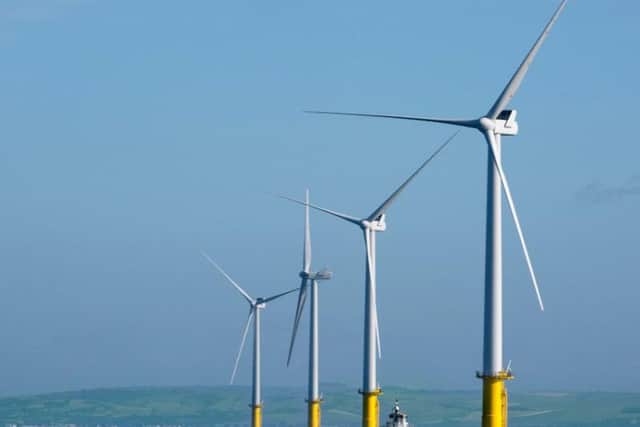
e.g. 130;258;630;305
1;385;639;427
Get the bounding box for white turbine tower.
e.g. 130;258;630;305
281;133;456;427
286;189;332;427
202;253;297;427
304;2;569;427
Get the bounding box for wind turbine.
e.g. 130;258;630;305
286;189;332;427
304;2;569;427
281;133;456;427
202;253;297;427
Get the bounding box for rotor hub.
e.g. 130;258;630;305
479;117;496;132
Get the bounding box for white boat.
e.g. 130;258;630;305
386;400;409;427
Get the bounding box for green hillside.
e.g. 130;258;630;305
1;385;639;427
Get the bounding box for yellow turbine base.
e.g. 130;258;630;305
251;404;262;427
308;399;321;427
361;389;382;427
479;371;513;427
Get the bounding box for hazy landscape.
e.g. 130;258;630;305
2;385;639;427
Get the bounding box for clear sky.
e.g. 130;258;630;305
0;0;639;397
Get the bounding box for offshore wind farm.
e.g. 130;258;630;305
303;3;568;426
1;1;639;427
211;2;570;427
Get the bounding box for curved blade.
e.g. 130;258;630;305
305;110;478;129
364;231;382;359
487;0;569;119
202;252;254;305
484;132;544;311
279;195;361;226
231;307;255;384
373;291;382;360
303;189;312;273
263;287;299;303
286;277;309;366
368;131;459;221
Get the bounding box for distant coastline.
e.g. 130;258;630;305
1;385;639;427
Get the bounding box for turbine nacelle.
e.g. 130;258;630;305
494;110;519;136
299;270;333;281
478;110;518;136
254;298;267;309
312;269;333;280
363;214;387;232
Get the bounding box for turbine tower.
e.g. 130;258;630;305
282;133;456;427
203;253;297;427
304;2;569;427
286;189;333;427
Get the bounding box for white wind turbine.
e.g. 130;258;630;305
202;253;297;427
286;189;332;427
304;2;569;426
281;133;456;427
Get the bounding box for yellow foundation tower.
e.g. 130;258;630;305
478;371;513;427
251;404;262;427
362;389;382;427
308;399;321;427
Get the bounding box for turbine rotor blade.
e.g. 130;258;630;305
368;131;458;221
202;252;254;305
305;110;478;129
279;195;361;226
263;287;299;303
286;277;309;366
487;0;569;119
303;189;312;273
364;231;382;359
484;132;544;311
231;308;255;384
373;290;382;360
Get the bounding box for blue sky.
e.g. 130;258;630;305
0;0;639;396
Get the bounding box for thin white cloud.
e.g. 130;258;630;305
577;175;640;204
